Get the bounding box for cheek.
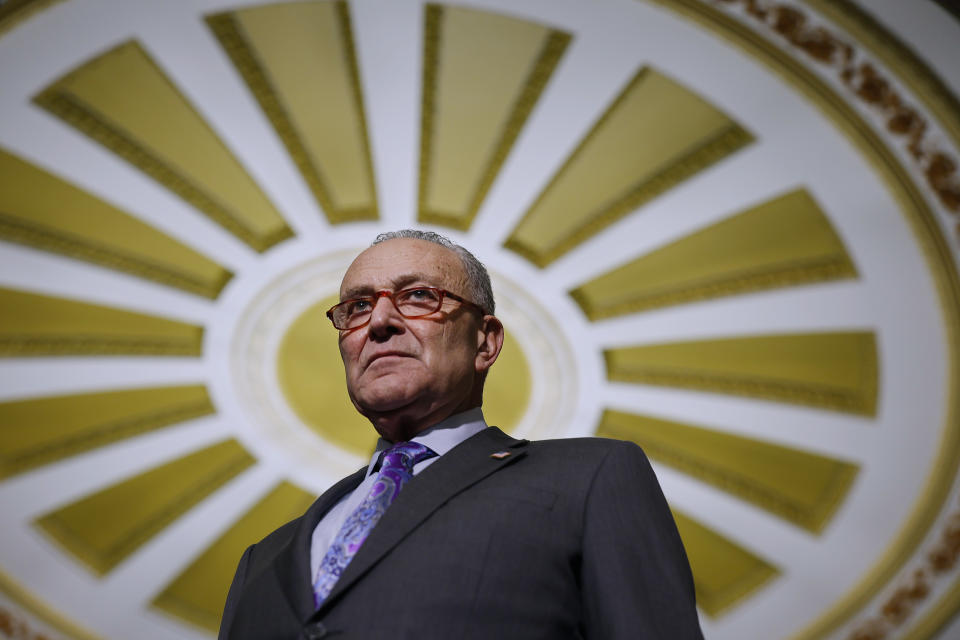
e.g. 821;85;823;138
338;337;361;375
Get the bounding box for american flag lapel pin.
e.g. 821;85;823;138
490;451;511;459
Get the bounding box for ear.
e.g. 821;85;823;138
475;315;504;374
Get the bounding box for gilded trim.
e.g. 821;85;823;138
571;254;854;320
0;334;202;357
417;4;443;228
648;1;960;637
418;4;571;230
334;0;380;223
713;0;960;220
0;0;66;37
35;442;255;576
852;507;960;638
0;396;215;480
805;0;960;152
206;4;378;223
0;568;102;640
904;574;960;640
504;66;753;267
33;47;294;254
607;362;874;415
0;211;231;299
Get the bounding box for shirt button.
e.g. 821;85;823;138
303;621;326;639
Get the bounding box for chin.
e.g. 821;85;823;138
355;391;420;415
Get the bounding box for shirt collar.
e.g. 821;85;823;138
365;407;488;476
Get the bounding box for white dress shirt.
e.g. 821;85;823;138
309;408;489;582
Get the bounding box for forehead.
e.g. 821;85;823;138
340;238;467;296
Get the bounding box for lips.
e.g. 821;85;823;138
366;351;412;366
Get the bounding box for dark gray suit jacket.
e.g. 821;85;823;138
218;427;702;639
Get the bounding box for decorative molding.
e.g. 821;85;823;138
570;188;857;320
0;604;58;640
0;388;215;480
713;0;960;231
0;0;65;37
848;504;960;639
33;43;294;253
35;440;254;576
206;3;378;223
0;570;100;640
418;3;571;230
504;66;752;268
600;410;859;534
573;255;853;319
0;335;201;357
0;212;230;300
805;0;960;151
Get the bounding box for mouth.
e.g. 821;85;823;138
366;351;412;366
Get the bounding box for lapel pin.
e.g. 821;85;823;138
490;451;511;459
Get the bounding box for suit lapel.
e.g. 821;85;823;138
314;426;528;613
273;466;367;621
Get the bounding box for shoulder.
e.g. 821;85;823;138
511;436;651;485
526;435;645;460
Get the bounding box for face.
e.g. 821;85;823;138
336;238;502;441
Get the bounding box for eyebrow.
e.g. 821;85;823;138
341;272;439;300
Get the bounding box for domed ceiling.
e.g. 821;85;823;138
1;0;959;638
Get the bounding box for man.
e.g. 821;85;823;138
219;230;703;639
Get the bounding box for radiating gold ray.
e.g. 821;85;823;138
34;440;254;575
207;1;378;223
0;148;231;299
571;189;857;319
418;4;570;229
152;481;315;632
504;66;752;267
599;409;858;532
606;332;877;415
0;287;203;356
672;510;779;618
0;385;214;480
34;41;292;252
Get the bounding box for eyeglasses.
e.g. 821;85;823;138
326;287;485;330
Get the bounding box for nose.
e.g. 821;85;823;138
367;292;404;339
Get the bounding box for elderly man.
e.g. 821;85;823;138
219;230;703;639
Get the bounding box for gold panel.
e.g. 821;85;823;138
208;1;378;223
34;41;292;252
152;481;315;632
504;66;752;267
418;4;570;229
35;440;254;575
672;510;779;618
277;296;532;454
0;149;231;299
571;189;857;319
599;409;858;532
0;287;203;356
0;385;214;479
606;331;878;415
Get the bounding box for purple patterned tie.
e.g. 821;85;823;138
312;441;437;607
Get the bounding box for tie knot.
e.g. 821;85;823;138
381;441;436;473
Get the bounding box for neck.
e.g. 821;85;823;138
367;398;481;443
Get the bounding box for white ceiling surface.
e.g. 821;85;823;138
0;0;958;638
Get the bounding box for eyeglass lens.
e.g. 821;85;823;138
335;288;443;328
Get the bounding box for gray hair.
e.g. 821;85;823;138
372;230;495;314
